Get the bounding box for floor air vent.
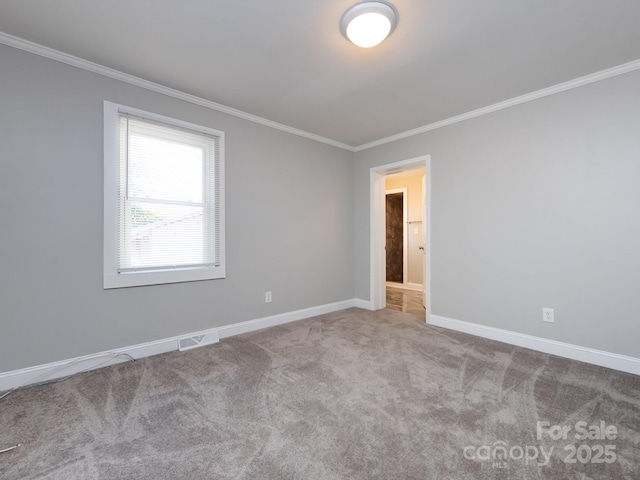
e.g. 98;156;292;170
177;331;220;351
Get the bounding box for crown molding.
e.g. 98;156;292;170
354;58;640;152
0;31;355;152
2;31;639;154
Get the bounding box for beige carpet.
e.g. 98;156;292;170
1;308;639;479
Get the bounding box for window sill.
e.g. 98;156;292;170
103;266;226;289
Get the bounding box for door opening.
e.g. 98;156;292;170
370;155;431;322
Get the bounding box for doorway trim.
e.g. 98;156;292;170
370;155;431;321
385;187;408;285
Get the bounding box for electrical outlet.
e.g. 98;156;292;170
265;291;272;303
543;308;554;323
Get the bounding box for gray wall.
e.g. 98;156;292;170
0;44;354;372
3;41;639;373
355;70;640;358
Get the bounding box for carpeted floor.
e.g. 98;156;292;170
1;308;639;479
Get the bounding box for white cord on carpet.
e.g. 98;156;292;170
0;353;135;457
0;444;21;454
0;352;135;402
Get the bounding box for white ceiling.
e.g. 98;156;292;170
1;0;640;148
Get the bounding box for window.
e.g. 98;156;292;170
104;101;225;288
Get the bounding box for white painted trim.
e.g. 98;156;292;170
370;169;387;310
0;300;358;392
354;58;640;152
424;164;432;313
371;156;431;318
0;338;177;394
103;101;227;289
3;32;639;154
429;315;640;376
0;32;353;152
354;298;374;310
217;300;356;338
5;32;640;156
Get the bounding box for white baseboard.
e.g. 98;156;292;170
0;299;359;393
217;299;356;338
353;298;374;310
385;282;423;292
10;304;632;393
429;314;640;376
0;338;177;394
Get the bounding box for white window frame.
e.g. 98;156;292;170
103;101;225;289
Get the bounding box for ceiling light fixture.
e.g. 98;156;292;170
340;1;398;48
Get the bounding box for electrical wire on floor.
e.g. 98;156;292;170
0;444;21;454
0;352;136;456
0;352;135;402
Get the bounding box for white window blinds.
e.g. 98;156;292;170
117;113;221;272
104;101;225;289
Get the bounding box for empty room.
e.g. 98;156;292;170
1;1;639;479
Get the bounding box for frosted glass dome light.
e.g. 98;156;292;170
340;2;398;48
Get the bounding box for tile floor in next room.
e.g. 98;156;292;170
385;285;426;317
